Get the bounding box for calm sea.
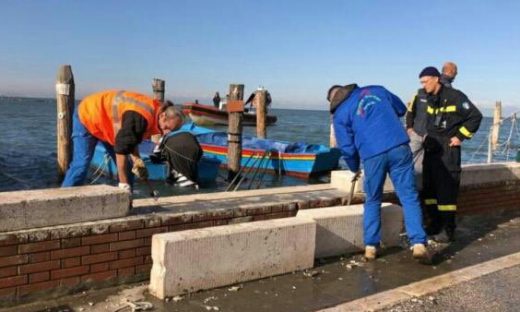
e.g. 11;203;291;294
0;97;518;197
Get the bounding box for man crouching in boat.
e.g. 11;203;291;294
150;107;203;189
61;90;177;192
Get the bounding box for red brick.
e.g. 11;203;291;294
168;221;213;232
143;237;152;247
81;270;116;283
118;249;136;259
192;209;234;222
117;267;135;278
135;226;169;238
82;252;117;265
18;280;59;296
51;265;89;280
90;262;109;273
118;231;136;241
18;240;60;254
143;255;152;265
0;255;28;268
90;243;110;254
109;239;143;251
109;257;143;270
109;220;144;233
135;247;151;256
51;246;90;260
0;266;17;278
62;257;81;268
0;245;17;257
0;286;16;301
135;264;152;275
61;238;82;248
29;271;49;283
0;275;27;288
19;260;60;274
81;233;118;246
0;234;24;246
214;219;229;226
28;252;50;263
60;276;81;288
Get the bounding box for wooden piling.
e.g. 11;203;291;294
255;90;267;139
56;65;75;182
330;117;337;147
152;78;165;102
491;101;502;150
227;84;245;181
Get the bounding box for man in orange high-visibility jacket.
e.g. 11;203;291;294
61;90;179;191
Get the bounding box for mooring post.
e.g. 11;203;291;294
56;65;75;182
491;100;502;150
329;116;337;147
255;89;267;139
152;78;165;102
227;84;245;181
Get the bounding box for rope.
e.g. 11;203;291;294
89;153;111;184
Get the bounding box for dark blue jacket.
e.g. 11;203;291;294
333;85;409;172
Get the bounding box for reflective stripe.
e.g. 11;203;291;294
459;126;473;138
112;90;154;134
427;106;435;114
425;199;438;205
438;204;457;211
440;105;457;113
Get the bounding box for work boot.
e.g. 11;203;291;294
364;246;377;261
432;228;455;244
412;243;428;260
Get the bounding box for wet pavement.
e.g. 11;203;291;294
3;208;520;312
380;264;520;312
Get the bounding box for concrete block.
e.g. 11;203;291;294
149;217;316;299
460;162;520;186
297;203;403;258
330;170;395;193
0;185;130;232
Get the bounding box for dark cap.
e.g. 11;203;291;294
419;66;441;78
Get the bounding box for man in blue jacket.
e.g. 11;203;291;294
329;84;428;261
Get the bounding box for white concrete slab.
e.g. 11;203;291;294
331;170;395;193
297;203;403;258
0;185;130;232
149;217;316;299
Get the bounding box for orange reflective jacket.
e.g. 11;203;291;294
78;90;162;146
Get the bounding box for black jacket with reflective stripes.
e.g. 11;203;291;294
405;89;429;136
425;86;482;141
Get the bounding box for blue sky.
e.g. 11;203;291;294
0;1;519;115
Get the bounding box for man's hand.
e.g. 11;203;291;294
131;158;149;180
407;128;416;137
449;136;462;147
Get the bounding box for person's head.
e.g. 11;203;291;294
158;102;184;133
327;83;358;114
442;61;458;80
419;66;441;94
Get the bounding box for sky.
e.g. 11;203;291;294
0;0;519;116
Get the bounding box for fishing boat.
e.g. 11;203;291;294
90;140;221;185
178;123;341;179
182;102;277;127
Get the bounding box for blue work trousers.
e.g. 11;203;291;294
61;108;117;187
362;144;427;246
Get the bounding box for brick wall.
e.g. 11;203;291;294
0;198;334;307
1;179;519;306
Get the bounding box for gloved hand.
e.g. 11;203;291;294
131;158;149;180
118;182;131;192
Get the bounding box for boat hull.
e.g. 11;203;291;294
182;103;277;126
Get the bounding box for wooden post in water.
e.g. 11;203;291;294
227;84;245;181
152;78;165;102
491;101;502;150
56;65;75;182
255;89;267;139
330;117;337;147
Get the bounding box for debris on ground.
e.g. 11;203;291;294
303;270;320;278
227;285;242;292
